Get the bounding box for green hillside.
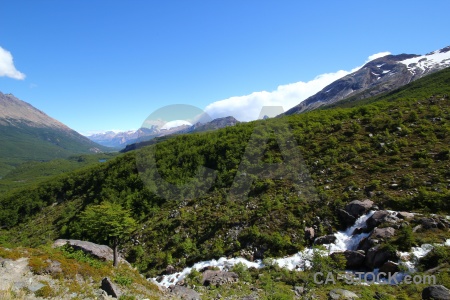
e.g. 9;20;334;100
1;67;450;281
0;123;111;178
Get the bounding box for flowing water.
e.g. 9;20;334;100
151;211;449;287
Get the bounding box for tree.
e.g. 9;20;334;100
80;201;137;267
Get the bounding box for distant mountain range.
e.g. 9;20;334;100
0;92;107;177
87;116;239;149
285;45;450;115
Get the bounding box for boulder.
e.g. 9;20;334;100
169;285;201;300
364;246;398;269
344;200;374;217
331;250;365;269
370;227;395;240
420;217;447;229
329;288;359;299
165;265;176;275
422;285;450;300
101;277;121;298
304;227;315;241
314;234;337;245
357;237;379;252
53;239;126;264
338;209;357;227
366;211;398;230
379;261;400;275
397;212;414;220
202;270;239;286
44;260;62;276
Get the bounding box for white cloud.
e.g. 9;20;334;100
0;46;26;80
205;52;391;121
367;52;391;62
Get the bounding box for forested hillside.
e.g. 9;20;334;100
1;67;450;279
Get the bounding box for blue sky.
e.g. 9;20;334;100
0;1;449;134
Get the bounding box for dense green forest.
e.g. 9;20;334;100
1;67;450;280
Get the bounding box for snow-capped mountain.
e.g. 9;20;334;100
285;46;450;115
88;116;239;149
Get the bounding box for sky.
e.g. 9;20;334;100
0;1;449;135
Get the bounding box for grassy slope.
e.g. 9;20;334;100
0;153;118;193
0;123;110;178
1;68;450;285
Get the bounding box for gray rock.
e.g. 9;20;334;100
169;285;201;300
101;277;121;298
329;288;359;299
422;285;450;300
421;218;443;229
379;261;400;275
314;234;337;245
344;200;374;217
294;286;305;296
397;211;414;219
338;209;356;227
165;264;176;275
364;246;398;269
370;227;396;239
305;227;315;241
53;239;127;264
202;270;239;286
331;250;365;269
366;211;398;229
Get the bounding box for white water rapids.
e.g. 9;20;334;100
151;211;450;288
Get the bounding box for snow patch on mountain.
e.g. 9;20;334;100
400;47;450;73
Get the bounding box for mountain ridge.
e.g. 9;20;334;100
0;92;108;177
285;45;450;115
88;116;239;149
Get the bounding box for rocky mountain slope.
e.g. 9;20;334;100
0;92;107;177
285;46;450;115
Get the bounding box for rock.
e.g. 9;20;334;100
397;211;414;219
366;211;399;229
357;237;379;252
338;209;356;227
331;251;365;269
329;288;359;299
165;264;176;275
379;261;400;275
101;277;121;298
53;239;127;264
314;234;337;245
370;227;396;239
242;296;257;300
344;200;374;217
202;270;239;286
304;227;315;241
422;285;450;300
294;286;305;296
352;227;364;235
421;218;439;229
364;246;398;269
413;224;423;232
169;285;201;300
44;260;62;275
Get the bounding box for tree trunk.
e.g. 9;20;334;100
113;238;119;267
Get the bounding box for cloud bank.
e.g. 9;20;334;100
0;46;26;80
205;52;391;121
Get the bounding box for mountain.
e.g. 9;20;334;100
0;92;107;177
2;67;450;298
285;45;450;115
88;116;239;149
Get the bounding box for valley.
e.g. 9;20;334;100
1;46;450;299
